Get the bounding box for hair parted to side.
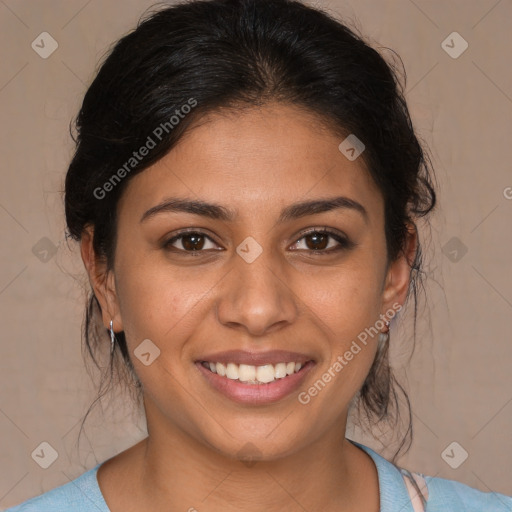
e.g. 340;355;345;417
64;0;436;464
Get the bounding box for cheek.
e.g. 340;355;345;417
300;255;385;390
297;280;381;417
113;263;217;409
305;260;384;339
114;256;217;349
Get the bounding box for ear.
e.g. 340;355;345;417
80;225;123;332
381;223;418;311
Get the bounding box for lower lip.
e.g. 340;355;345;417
195;361;315;405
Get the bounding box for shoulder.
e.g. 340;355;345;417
3;463;109;512
349;439;512;512
422;473;512;511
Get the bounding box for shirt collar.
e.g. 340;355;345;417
90;440;416;512
348;439;416;512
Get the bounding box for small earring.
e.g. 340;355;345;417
378;320;390;345
109;320;115;355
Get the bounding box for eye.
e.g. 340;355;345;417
162;227;354;256
290;228;354;254
163;230;221;253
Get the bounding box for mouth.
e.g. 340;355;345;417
194;356;316;405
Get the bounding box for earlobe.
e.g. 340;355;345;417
80;226;123;331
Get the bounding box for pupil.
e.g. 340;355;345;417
183;234;204;250
307;233;328;250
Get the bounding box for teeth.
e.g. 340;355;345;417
202;360;306;383
274;362;287;379
238;364;256;382
256;364;275;383
225;363;239;380
216;362;226;377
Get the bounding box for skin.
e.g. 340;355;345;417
81;103;416;512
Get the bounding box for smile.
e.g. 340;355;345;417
195;359;316;405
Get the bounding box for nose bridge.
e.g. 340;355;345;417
215;238;297;335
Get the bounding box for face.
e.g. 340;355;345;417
83;103;413;461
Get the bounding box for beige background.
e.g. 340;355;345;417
1;0;511;508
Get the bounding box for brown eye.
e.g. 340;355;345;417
164;231;219;252
180;233;206;251
304;232;329;251
290;229;355;254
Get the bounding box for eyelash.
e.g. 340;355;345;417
162;228;355;256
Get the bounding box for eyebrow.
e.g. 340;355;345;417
140;195;368;224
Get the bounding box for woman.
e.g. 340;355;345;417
7;0;511;510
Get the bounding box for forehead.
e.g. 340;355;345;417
118;103;383;224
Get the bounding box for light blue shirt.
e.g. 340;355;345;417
5;440;512;511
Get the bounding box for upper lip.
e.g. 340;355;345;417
196;350;314;366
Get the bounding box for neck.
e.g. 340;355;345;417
133;402;378;512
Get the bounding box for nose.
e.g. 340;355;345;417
215;247;298;337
